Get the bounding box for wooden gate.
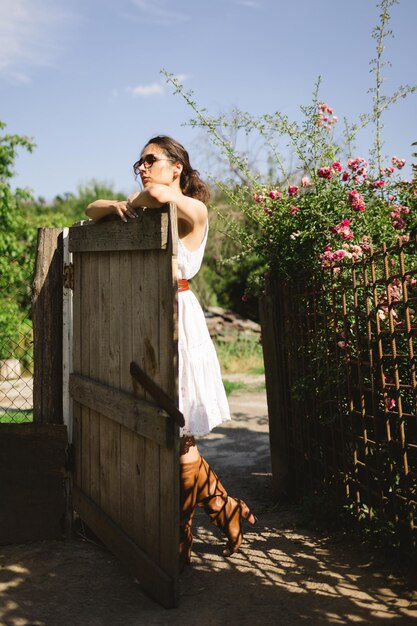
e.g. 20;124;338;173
68;205;181;608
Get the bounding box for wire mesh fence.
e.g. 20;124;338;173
0;262;34;423
262;238;417;553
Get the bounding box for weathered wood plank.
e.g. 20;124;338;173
119;251;133;395
72;486;179;609
142;251;161;562
120;428;142;542
118;250;136;536
109;251;121;387
69;373;173;448
68;210;169;253
80;252;91;497
72;252;82;484
144;437;160;561
98;253;121;523
32;227;63;423
259;290;291;498
159;215;180;576
88;252;101;502
0;424;67;545
129;249;147;550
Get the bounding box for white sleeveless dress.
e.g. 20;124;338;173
178;222;231;437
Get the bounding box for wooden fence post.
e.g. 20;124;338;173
259;283;292;499
32;227;64;423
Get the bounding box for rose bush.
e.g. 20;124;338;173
248;112;417;285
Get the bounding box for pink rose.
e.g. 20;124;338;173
332;249;347;260
330;218;354;240
348;189;365;212
318;103;334;114
392;217;405;230
347;158;359;171
332;161;342;172
288;186;299;197
385;397;396;410
253;193;265;204
392;156;406;169
268;190;282;200
318;166;332;179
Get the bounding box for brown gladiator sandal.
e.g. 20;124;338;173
196;455;257;556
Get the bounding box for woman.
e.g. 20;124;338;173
86;135;256;567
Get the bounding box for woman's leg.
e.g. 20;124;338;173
179;436;200;569
179;435;256;559
193;455;257;556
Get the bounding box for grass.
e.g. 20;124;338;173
0;410;33;423
223;380;247;396
213;334;264;374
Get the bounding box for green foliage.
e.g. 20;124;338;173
213;333;263;374
0;410;33;423
0;122;35;359
296;491;346;532
222;379;247;396
0;120;125;362
192;205;265;319
26;181;127;228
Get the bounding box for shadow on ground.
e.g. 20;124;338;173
0;387;416;625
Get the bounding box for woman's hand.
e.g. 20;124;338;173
113;200;137;222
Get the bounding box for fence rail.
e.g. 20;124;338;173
261;238;417;552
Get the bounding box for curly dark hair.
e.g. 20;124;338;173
133;135;210;204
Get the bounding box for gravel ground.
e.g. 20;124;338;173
1;380;416;626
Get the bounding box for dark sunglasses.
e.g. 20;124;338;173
133;154;173;173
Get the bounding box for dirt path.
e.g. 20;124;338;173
1;379;416;625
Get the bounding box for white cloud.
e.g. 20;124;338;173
0;0;72;82
173;73;189;84
126;73;189;97
235;0;262;8
130;0;190;25
126;82;165;97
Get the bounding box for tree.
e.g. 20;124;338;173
0;121;35;361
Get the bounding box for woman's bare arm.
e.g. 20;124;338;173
85;199;136;222
127;185;207;228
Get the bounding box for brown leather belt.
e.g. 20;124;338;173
177;279;189;293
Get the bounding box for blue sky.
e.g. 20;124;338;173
1;0;416;200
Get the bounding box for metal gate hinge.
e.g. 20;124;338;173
63;262;74;290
